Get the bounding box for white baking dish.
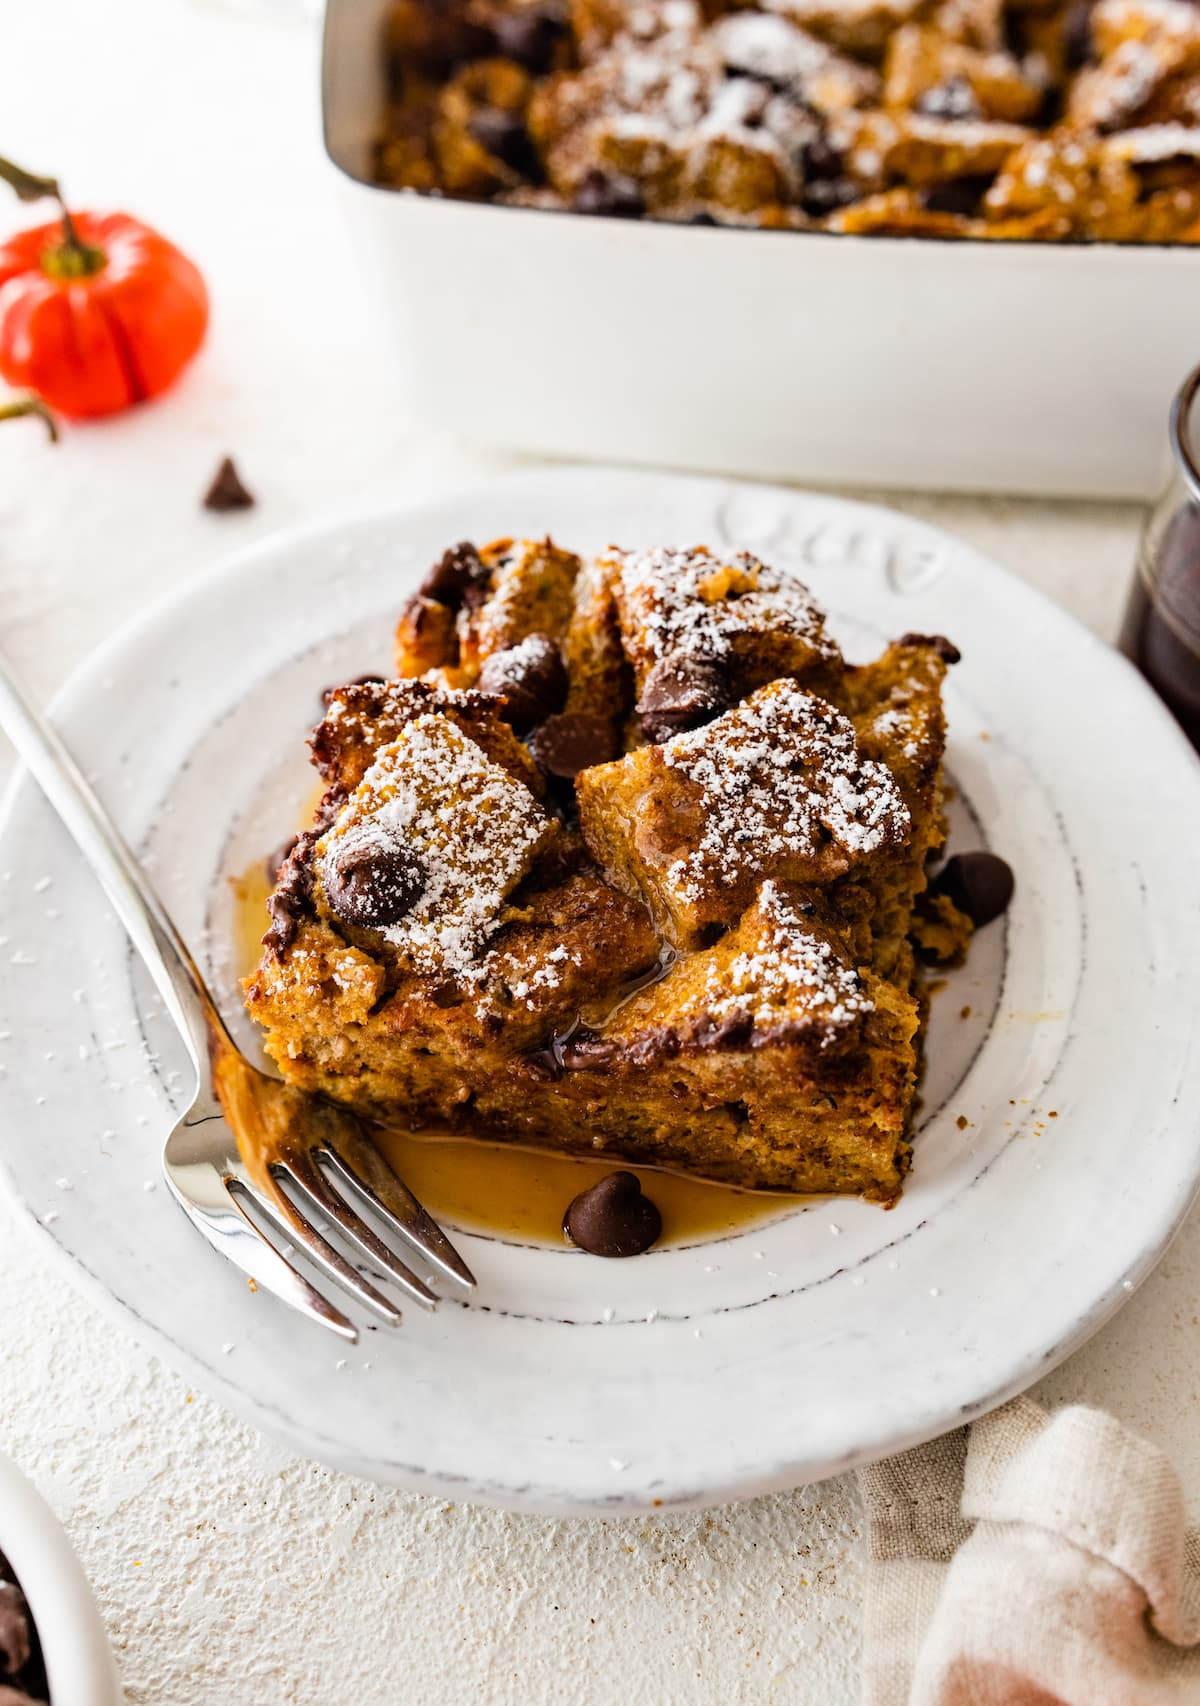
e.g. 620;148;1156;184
323;0;1194;499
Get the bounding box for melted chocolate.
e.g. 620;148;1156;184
477;634;568;734
263;833;318;959
638;653;730;744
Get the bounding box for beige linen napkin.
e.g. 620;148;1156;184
859;1397;1200;1704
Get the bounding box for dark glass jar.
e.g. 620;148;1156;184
1119;364;1200;753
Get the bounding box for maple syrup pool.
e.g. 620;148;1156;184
230;857;802;1248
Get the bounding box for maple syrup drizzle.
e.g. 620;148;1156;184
370;1126;800;1248
230;840;801;1249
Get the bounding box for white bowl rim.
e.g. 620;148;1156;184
0;1451;121;1705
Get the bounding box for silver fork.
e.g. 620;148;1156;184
0;655;475;1343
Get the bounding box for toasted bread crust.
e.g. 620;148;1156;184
246;539;968;1201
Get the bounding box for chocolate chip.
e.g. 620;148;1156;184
491;7;567;72
468;108;541;178
264;832;299;883
930;852;1014;927
563;1171;662;1257
1063;0;1096;69
638;653;730;744
324;837;424;929
527;712;619;778
898;631;962;664
477;633;568;734
798;135;860;215
572;169;644;218
419;541;489;608
801;135;842;182
920;177;994;219
202;456;254;512
916;75;981;121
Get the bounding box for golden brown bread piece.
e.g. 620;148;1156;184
603;543;844;710
245;538;965;1201
577;676;912;949
395;536;581;687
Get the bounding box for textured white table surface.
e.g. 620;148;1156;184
3;3;1198;1703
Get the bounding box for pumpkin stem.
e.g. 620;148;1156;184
0;398;59;443
0;153;103;274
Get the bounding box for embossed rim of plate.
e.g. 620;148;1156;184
1;465;1198;1515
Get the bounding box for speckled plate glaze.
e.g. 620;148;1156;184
1;467;1198;1516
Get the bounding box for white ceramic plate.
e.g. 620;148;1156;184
2;466;1198;1516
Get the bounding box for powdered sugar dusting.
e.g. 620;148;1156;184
1076;39;1162;129
711;11;878;108
662;679;910;898
1106;122;1200;161
702;880;873;1042
498;943;576;1008
610;545;839;670
319;716;552;975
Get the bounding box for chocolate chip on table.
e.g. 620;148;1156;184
491;7;567;73
527;712;619;778
468;108;542;179
638;653;730;744
930;852;1014;927
477;633;568;734
571;169;644;219
563;1171;663;1257
324;838;424;929
202;455;255;512
898;632;962;664
419;541;490;608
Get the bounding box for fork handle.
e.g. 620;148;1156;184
0;652;232;1069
